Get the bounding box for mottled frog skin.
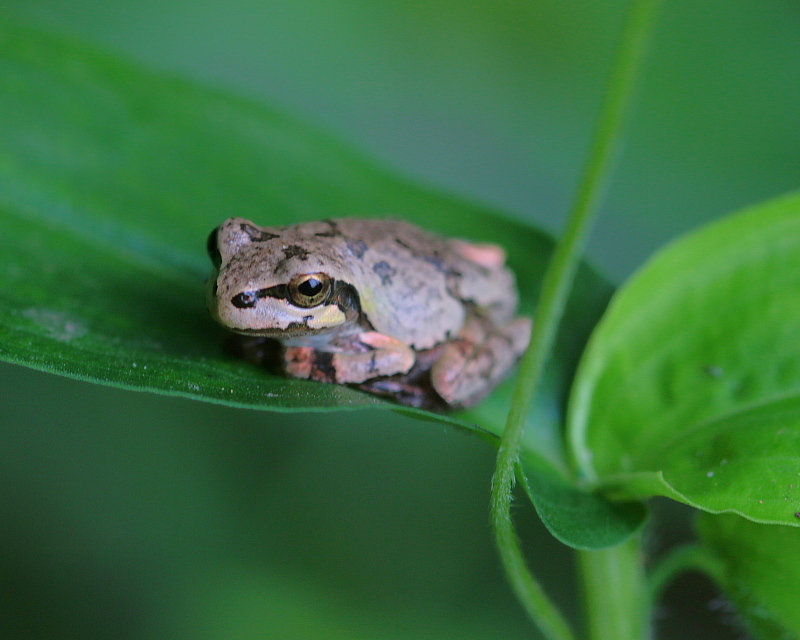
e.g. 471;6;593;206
207;217;530;409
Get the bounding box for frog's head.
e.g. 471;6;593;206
206;217;362;338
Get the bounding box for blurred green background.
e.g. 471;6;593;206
1;0;798;638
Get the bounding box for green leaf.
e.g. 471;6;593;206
568;190;800;525
697;513;800;639
520;451;647;550
0;17;642;547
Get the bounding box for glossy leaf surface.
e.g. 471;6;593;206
568;190;800;525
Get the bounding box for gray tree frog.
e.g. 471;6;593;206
207;217;531;409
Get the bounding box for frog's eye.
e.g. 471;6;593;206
288;273;332;308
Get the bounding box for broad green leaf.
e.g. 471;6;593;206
0;18;641;547
568;190;800;525
697;513;800;639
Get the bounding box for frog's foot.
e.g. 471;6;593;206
430;315;532;408
283;331;415;385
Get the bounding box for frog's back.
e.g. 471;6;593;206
331;219;519;350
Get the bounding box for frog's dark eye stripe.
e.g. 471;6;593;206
231;284;290;309
257;284;289;300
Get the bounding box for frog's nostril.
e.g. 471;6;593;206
232;291;258;308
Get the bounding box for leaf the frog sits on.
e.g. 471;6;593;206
207;217;530;409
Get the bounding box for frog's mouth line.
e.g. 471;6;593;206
228;324;321;338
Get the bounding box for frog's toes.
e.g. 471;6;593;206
283;346;327;381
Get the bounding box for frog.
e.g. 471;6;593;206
206;217;531;410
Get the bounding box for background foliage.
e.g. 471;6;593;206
2;1;799;638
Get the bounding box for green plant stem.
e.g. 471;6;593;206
648;543;727;600
489;0;662;638
579;535;652;640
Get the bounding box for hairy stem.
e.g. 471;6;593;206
490;0;663;637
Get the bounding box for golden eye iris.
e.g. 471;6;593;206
288;273;332;308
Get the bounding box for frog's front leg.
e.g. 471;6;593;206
430;314;532;408
283;331;416;385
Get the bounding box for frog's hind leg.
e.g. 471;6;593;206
430;313;531;409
